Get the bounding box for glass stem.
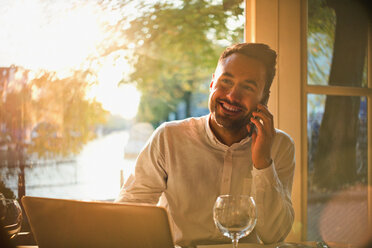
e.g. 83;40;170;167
232;233;239;248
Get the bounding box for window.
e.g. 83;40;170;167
245;0;371;244
306;0;370;244
0;0;244;201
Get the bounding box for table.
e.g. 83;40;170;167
17;242;317;248
198;242;316;248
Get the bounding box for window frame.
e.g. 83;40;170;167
245;0;372;241
302;1;372;241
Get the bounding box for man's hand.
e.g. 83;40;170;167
248;104;276;169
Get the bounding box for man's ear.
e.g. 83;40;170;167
209;74;215;90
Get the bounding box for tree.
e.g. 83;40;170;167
309;0;369;190
28;70;108;158
0;68;108;197
101;0;244;125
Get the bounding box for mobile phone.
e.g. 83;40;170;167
247;121;256;137
247;95;268;137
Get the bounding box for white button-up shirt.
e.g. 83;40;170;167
116;115;295;247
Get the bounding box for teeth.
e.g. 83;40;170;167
222;102;240;112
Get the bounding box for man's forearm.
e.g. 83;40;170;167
251;162;295;244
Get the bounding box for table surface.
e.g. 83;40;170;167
16;242;319;248
18;241;357;248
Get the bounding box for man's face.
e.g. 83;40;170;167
209;53;267;131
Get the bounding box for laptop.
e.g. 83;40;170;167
22;196;175;248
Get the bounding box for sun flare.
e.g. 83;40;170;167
87;60;141;119
0;0;140;119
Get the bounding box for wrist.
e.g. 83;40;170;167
254;158;272;170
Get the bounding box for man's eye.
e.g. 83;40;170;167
221;79;232;85
242;85;253;91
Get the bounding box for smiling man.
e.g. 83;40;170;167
116;43;295;247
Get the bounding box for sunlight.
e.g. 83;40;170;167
87;60;141;119
88;81;141;120
0;0;141;119
0;0;103;71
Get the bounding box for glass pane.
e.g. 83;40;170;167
307;0;368;87
0;1;244;202
307;94;368;244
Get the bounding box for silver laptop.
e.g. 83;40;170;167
22;196;175;248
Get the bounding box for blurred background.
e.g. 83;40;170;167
0;0;244;200
0;0;370;246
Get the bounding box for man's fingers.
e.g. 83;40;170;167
251;130;257;143
257;104;273;119
252;104;275;133
252;111;272;131
250;117;263;135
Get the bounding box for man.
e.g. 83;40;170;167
116;43;295;247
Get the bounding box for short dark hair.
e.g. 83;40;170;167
219;43;277;104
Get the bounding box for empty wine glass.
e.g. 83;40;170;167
1;198;23;239
213;195;257;248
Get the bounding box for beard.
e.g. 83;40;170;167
211;98;253;132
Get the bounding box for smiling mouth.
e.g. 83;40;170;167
219;101;244;114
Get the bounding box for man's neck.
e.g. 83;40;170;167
208;117;249;147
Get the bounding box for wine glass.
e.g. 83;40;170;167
213;195;257;248
0;198;23;239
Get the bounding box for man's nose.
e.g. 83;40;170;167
226;86;241;100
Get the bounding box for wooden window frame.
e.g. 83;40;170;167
245;0;372;241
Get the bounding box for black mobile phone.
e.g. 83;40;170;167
247;96;268;137
247;113;260;137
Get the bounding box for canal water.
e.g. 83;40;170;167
3;130;136;201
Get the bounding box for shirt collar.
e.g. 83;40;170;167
204;114;251;150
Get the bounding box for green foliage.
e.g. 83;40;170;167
0;69;108;163
307;0;336;86
102;0;244;124
27;71;108;158
308;0;336;35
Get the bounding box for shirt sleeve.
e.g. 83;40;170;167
251;132;295;244
115;127;168;204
